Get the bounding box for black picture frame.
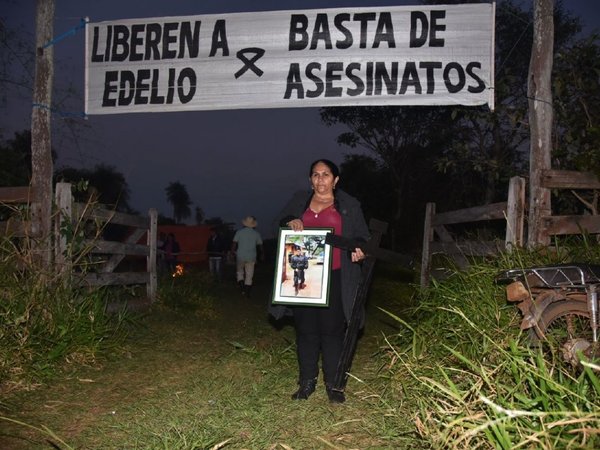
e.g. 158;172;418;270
271;227;333;307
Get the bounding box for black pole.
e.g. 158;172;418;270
330;219;387;391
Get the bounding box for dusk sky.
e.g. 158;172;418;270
2;1;599;238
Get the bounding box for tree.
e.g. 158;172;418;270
338;154;395;223
0;130;57;186
55;164;132;212
321;0;589;250
433;1;535;205
553;34;600;175
320;105;456;249
415;0;581;209
157;213;176;225
165;181;191;224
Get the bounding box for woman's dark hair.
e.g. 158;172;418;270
308;159;340;178
306;159;340;210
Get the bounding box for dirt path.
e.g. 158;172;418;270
0;264;406;449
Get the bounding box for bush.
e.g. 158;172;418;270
0;237;131;391
378;242;600;449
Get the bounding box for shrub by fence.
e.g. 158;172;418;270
0;183;157;301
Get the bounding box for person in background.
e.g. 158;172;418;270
164;233;180;273
157;232;167;274
206;228;226;281
231;216;263;297
269;159;369;404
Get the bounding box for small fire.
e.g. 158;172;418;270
172;264;184;277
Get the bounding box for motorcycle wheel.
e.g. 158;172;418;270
529;299;598;366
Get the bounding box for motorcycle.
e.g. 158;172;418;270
496;263;600;366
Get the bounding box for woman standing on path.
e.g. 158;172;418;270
269;159;369;403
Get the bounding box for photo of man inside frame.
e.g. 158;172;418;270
272;228;332;306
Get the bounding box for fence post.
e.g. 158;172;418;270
147;208;158;302
505;176;526;251
420;202;435;289
54;182;72;275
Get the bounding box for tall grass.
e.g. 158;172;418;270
378;240;600;449
0;206;133;391
2;232;599;448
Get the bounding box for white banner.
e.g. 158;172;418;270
85;3;495;115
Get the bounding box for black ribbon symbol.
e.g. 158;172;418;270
235;47;265;79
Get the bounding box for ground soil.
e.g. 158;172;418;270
0;263;408;449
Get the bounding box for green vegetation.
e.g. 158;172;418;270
1;241;599;448
0;236;132;392
378;244;600;449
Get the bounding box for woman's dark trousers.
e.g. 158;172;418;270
293;270;345;384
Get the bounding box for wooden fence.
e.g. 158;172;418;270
421;170;600;288
420;176;526;288
540;170;600;236
55;183;158;301
0;186;38;237
0;183;157;301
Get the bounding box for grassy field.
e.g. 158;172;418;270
0;262;420;449
2;246;599;449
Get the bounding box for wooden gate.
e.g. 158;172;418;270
0;186;38;237
420;176;526;288
54;183;158;301
540;170;600;237
421;170;600;288
0;184;157;301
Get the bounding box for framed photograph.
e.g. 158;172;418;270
272;227;333;307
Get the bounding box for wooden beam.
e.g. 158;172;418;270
82;272;150;286
0;187;37;203
0;220;30;237
147;208;158;302
542;169;600;190
433;225;454;242
506;176;526;249
542;215;600;236
420;202;435;288
431;240;501;256
84;239;150;256
54;182;72;274
30;0;55;268
99;228;147;273
73;203;148;228
527;0;554;248
325;234;413;267
432;202;507;226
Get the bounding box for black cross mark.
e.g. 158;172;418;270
235;47;265;79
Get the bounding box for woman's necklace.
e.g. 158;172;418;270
311;195;334;217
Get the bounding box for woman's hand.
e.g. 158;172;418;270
351;247;365;263
287;218;304;232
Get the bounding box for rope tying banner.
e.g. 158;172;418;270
32;102;87;118
43;18;87;49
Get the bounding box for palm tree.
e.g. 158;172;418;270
195;206;204;225
165;181;191;224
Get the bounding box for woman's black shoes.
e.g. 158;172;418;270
326;385;346;403
291;378;317;400
291;379;346;403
